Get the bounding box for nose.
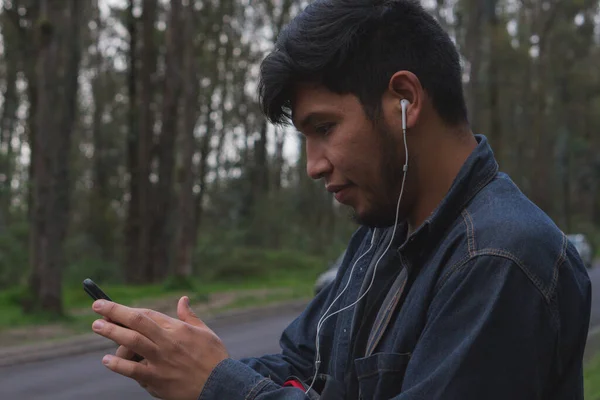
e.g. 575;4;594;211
305;137;332;180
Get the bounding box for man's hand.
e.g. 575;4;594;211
91;296;229;400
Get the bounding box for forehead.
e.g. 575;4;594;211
291;83;363;129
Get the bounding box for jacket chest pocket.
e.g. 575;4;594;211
354;352;411;399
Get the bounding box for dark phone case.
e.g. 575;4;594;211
83;278;144;363
83;278;113;301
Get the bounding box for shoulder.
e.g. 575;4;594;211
451;173;588;304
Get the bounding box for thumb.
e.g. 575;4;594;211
177;296;205;327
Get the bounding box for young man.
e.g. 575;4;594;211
91;1;591;399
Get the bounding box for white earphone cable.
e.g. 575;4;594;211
304;101;410;395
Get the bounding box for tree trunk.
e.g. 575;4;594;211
486;0;502;163
124;0;141;283
28;0;59;313
150;0;184;281
53;0;82;268
137;0;158;282
8;1;41;224
131;0;158;283
461;0;485;130
194;100;215;243
90;78;113;262
29;0;81;315
89;1;113;263
174;3;201;279
529;4;560;216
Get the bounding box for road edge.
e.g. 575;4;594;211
0;299;309;368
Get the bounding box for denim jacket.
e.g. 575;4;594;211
199;135;591;400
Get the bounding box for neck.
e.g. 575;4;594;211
407;127;477;234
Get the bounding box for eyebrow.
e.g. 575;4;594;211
296;114;315;130
294;111;336;131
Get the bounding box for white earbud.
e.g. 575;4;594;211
400;99;410;131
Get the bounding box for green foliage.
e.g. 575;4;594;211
0;245;322;329
0;220;29;290
201;182;355;263
196;246;327;283
64;256;123;286
0;286;71;327
163;274;198;292
195;185;351;283
216;289;306;312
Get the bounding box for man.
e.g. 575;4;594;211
90;1;591;399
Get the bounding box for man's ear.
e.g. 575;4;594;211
381;70;423;130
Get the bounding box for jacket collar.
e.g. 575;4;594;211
391;134;499;254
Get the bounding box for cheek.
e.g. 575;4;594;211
329;123;383;181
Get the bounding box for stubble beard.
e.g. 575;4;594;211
349;124;408;228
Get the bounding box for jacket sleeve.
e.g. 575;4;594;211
198;227;370;400
197;277;333;400
197;358;313;400
394;255;559;400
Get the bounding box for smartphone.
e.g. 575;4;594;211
83;278;114;302
83;278;144;362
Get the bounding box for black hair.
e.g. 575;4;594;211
258;0;468;127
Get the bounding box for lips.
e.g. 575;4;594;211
334;187;351;203
326;184;352;204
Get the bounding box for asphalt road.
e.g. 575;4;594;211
2;262;600;400
0;312;298;400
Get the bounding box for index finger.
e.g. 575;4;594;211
93;300;164;343
101;305;173;327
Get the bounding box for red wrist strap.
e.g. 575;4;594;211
283;378;305;390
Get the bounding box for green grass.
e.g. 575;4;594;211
0;248;327;332
586;354;600;399
213;288;309;313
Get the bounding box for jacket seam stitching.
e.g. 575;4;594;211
245;377;273;400
549;232;567;296
436;254;471;291
461;210;476;257
435;250;551;304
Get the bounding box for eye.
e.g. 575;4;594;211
315;122;335;136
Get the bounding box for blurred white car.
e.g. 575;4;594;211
567;234;593;269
